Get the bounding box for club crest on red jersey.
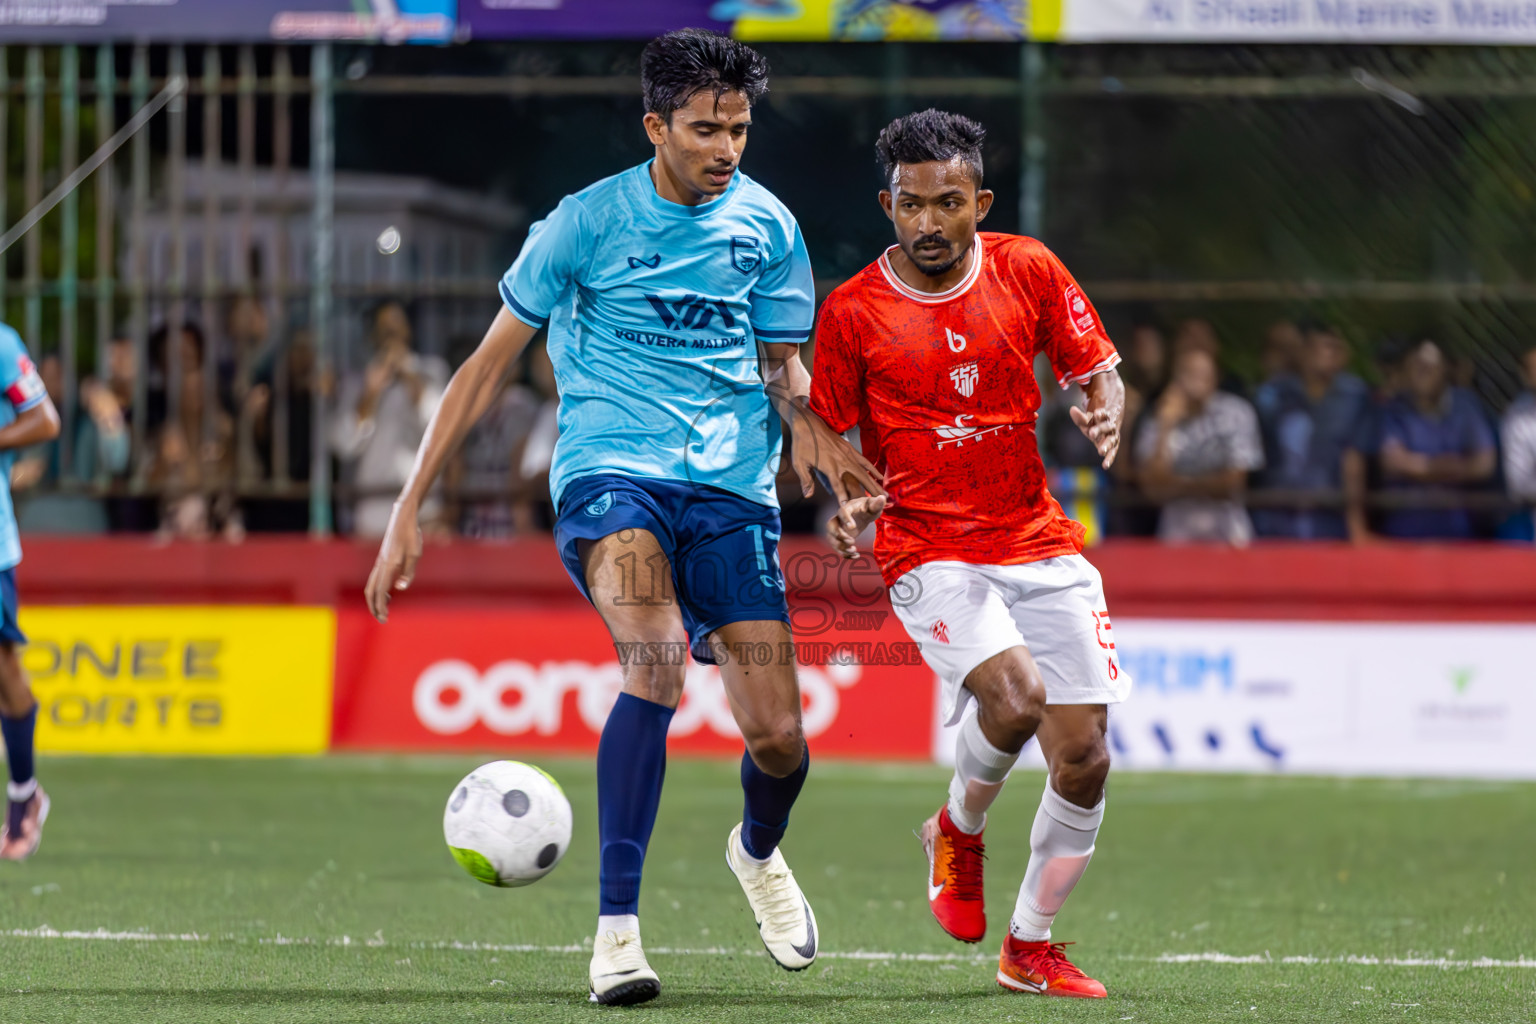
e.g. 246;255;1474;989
949;361;979;397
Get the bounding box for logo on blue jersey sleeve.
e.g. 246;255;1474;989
628;253;662;270
584;492;615;517
730;235;762;276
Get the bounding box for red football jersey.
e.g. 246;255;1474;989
810;232;1119;586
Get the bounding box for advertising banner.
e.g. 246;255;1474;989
1058;0;1536;44
23;607;335;755
0;1;457;43
459;0;1032;41
331;603;935;758
935;619;1536;779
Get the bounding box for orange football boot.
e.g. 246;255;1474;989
997;935;1107;998
918;805;986;943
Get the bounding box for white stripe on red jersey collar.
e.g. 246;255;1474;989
877;236;985;304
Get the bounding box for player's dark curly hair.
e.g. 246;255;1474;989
876;109;986;187
641;29;770;123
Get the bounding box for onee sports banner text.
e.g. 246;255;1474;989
22;607;334;755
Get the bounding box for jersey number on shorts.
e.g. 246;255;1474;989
743;524;783;591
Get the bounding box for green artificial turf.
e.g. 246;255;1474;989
0;757;1530;1023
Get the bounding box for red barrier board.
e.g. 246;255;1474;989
332;600;936;758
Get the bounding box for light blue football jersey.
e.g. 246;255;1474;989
500;160;814;510
0;324;46;570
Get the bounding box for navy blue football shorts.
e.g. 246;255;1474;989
554;474;789;665
0;567;25;645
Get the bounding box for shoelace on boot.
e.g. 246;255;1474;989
747;861;805;936
1025;941;1089;979
598;931;648;974
942;832;986;902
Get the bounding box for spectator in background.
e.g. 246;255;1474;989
1252;322;1372;539
1259;319;1305;385
12;355;130;533
99;334;156;532
1110;320;1169;537
443;336;541;539
1119;320;1168;426
1135;347;1265;545
147;322;230;433
331;300;448;537
244;329;329;532
221;295;276;481
1171;317;1247;396
144;322;241;540
1498;343;1536;540
1377;338;1496;539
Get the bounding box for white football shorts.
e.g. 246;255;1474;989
890;554;1132;727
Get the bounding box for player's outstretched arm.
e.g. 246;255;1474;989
760;342;886;503
365;307;539;622
1069;369;1125;470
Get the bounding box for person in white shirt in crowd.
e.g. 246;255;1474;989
1501;343;1536;540
1135;346;1265;545
331;300;448;537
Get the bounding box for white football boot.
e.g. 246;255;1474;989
587;928;661;1006
725;823;819;971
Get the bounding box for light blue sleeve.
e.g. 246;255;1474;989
0;325;44;412
749;222;814;343
499;195;595;330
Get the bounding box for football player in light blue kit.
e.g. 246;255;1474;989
365;29;882;1006
0;323;60;861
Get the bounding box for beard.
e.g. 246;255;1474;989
906;234;968;277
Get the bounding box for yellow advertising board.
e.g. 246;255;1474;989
20;607;334;755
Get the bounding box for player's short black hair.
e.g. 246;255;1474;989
641;29;770;123
876;109;986;187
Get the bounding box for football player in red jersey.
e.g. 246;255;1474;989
810;110;1128;998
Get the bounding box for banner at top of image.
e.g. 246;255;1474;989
1060;0;1536;44
458;0;1036;41
0;0;457;43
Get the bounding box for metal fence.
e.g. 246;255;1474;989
1;40;1532;539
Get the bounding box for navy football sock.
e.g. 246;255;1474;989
739;743;809;861
597;692;673;916
0;703;36;787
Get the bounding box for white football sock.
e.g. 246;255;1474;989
597;914;639;939
6;779;37;802
946;712;1020;835
1010;781;1104;942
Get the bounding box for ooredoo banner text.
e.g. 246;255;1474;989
331;604;935;757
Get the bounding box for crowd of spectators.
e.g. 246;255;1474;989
11;302;1536;546
1038;316;1533;544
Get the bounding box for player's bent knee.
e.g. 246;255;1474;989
618;662;686;709
994;670;1046;737
746;721;805;778
1053;741;1112;807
